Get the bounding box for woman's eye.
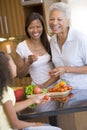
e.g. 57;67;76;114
37;26;41;28
28;26;41;29
58;18;63;21
50;19;54;21
28;26;33;29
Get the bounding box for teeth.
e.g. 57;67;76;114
33;33;39;36
53;28;58;31
52;26;60;31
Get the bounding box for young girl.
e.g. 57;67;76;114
0;51;62;130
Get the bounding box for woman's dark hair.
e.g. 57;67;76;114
0;52;13;101
25;12;51;55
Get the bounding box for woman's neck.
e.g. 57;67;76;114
31;37;41;43
28;38;42;46
57;28;69;51
26;38;46;56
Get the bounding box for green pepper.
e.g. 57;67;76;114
29;104;37;109
41;88;48;94
25;84;36;95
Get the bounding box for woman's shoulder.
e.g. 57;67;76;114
17;40;27;47
16;40;28;52
70;28;87;40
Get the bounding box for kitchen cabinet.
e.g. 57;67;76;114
22;0;60;33
43;0;60;33
0;36;31;87
0;0;25;37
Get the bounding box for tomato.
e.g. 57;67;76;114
44;95;50;100
34;86;41;94
63;87;68;91
57;88;62;92
48;88;54;92
68;93;74;98
67;86;72;90
60;88;65;92
61;97;68;102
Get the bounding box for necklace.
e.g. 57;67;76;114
27;39;46;55
33;46;43;51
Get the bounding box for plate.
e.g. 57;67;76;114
26;90;71;98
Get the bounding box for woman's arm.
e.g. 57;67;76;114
15;53;31;78
49;66;87;77
3;101;43;129
15;53;38;78
39;76;59;88
65;66;87;74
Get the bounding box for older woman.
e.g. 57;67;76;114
49;2;87;105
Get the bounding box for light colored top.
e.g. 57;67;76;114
16;40;55;88
0;86;16;130
23;126;62;130
50;27;87;89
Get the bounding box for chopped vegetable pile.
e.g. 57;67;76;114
24;84;49;109
25;84;36;95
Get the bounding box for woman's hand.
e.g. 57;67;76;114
49;66;66;77
35;122;44;126
28;54;38;64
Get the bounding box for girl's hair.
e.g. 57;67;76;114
0;52;13;101
25;12;51;55
49;2;71;19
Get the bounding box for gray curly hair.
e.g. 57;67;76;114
49;2;71;19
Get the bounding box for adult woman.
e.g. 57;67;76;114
0;51;62;130
16;12;57;88
48;2;87;108
49;2;87;90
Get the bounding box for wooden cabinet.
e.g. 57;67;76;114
0;0;25;37
43;0;60;33
0;35;26;59
0;0;60;37
22;0;60;33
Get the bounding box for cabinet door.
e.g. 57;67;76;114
1;0;9;37
0;0;5;36
43;0;60;33
0;0;25;37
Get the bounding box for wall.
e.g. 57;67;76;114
61;0;87;35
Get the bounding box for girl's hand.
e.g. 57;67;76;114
32;94;50;105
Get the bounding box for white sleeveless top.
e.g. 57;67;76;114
16;40;55;88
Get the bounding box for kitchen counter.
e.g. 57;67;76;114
18;89;87;129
